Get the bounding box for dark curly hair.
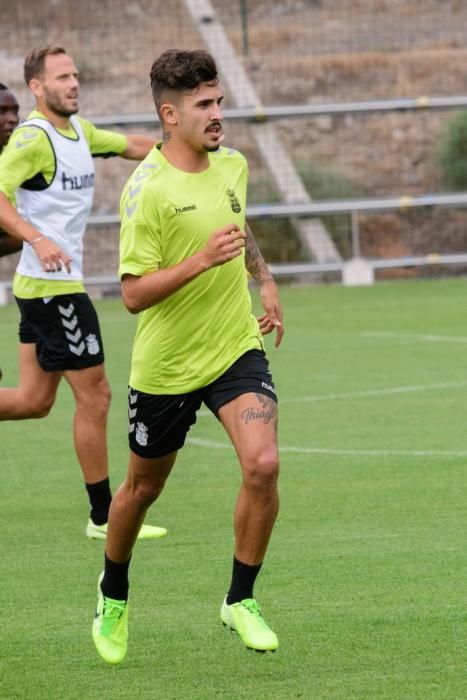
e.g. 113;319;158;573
150;49;218;117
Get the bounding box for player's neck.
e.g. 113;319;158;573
160;138;210;174
36;102;72;130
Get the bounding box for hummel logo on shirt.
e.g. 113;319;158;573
62;171;95;191
261;381;274;393
175;204;197;214
15;130;37;148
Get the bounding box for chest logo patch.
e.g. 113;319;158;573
226;189;241;213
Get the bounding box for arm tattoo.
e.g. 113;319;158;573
244;223;273;285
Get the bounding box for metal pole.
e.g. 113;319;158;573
240;0;249;55
351;210;361;258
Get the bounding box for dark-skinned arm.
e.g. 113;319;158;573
0;230;22;257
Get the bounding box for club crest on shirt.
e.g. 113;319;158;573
135;422;149;447
226;188;241;213
85;333;100;355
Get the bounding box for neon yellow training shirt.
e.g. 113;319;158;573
0;109;127;299
119;144;264;394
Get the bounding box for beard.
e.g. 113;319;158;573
44;87;79;117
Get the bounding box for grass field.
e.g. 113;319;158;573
1;278;467;699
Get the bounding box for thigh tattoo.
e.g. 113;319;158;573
241;393;277;426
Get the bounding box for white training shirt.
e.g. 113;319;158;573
15;116;95;281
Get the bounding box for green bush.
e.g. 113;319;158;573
247;161;366;261
296;160;367;256
247;174;302;262
437;110;467;190
295;159;366;201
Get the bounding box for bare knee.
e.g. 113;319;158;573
18;389;56;418
76;374;111;419
242;448;279;492
96;376;112;416
29;398;55;418
131;478;165;508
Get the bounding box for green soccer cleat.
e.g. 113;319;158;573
86;519;167;540
220;597;279;652
92;572;128;664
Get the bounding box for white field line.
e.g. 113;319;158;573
196;379;467;416
361;330;467;344
281;380;467;404
186;437;467;458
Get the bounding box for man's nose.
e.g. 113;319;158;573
211;104;223;121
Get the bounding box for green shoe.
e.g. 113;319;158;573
86;519;167;540
220;597;278;652
92;573;128;664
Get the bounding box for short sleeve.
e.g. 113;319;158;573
119;178;162;279
78;117;128;158
0;126;53;199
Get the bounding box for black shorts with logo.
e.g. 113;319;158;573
128;349;277;458
15;292;105;371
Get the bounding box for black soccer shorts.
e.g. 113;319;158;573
15;292;105;371
128;349;277;458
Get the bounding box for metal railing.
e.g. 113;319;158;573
89;94;467;127
1;190;467;304
88;191;467;265
2;96;467;302
88;192;467;228
86;95;467;274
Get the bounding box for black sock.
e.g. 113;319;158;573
85;478;112;525
226;556;262;604
101;553;131;601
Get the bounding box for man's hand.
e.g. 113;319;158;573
258;279;284;348
31;236;72;273
0;194;71;272
199;224;246;270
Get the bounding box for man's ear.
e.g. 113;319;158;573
28;78;42;100
160;102;177;126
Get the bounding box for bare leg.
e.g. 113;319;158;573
217;392;280;650
218;392;279;565
0;342;61;419
64;363;111;484
106;451;177;562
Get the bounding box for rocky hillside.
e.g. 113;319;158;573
1;0;466;280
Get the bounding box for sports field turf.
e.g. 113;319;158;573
1;278;467;699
